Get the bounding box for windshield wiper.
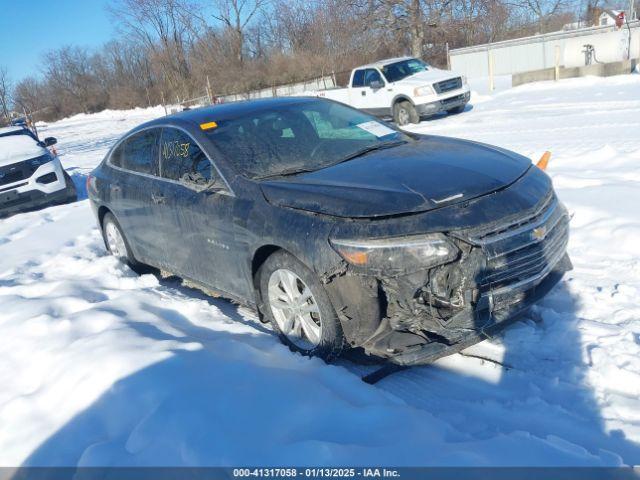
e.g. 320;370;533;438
254;167;317;180
334;140;407;165
254;140;407;181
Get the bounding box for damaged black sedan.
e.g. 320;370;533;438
87;97;571;365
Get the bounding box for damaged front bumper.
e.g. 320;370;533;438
328;192;572;365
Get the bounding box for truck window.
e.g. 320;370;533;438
363;69;383;87
351;70;365;87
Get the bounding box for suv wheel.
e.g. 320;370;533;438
102;212;137;265
393;101;420;126
258;251;345;361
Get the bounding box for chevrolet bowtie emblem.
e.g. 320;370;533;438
532;226;547;241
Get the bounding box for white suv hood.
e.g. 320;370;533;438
392;68;460;87
0;135;48;167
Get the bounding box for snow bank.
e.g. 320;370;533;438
1;74;640;467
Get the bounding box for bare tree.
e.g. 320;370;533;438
210;0;268;63
108;0;199;99
0;66;12;120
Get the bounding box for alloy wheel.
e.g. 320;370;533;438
268;268;322;349
105;221;127;259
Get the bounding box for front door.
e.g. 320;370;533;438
156;127;246;297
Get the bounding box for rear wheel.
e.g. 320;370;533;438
393;101;420;126
258;251;345;361
102;212;137;266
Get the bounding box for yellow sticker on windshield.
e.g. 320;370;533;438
200;121;218;130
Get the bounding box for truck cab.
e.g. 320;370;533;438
314;57;471;126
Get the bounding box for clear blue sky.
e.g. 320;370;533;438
0;0;114;82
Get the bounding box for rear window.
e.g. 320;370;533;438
160;128;213;187
113;129;160;175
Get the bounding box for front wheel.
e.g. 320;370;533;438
258;251;345;361
393;101;420;126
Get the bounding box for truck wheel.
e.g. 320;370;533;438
258;250;345;361
447;105;465;115
102;212;138;266
394;101;420;126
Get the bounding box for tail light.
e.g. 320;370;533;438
86;174;95;194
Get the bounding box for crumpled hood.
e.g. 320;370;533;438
394;68;461;86
260;135;532;218
0;135;47;167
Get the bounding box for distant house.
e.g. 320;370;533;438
598;9;625;26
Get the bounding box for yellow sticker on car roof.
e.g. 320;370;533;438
200;121;218;130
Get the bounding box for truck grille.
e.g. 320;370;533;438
433;77;462;94
0;161;38;187
467;193;570;296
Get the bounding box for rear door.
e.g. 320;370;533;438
108;128;162;263
157;127;245;296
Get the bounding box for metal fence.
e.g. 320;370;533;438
217;74;337;103
450;20;640;78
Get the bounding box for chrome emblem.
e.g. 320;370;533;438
532;226;547;241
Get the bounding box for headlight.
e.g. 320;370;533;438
330;233;459;274
413;85;435;97
28;154;52;168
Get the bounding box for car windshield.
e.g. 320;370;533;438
381;58;429;83
204;99;410;179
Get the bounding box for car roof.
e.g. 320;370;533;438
139;96;323;131
356;57;416;70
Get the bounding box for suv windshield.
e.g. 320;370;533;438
381;58;429;83
205;99;409;179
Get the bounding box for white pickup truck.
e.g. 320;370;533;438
311;57;470;126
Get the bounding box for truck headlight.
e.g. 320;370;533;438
413;85;435;97
330;233;459;274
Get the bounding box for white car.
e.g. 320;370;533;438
311;57;471;126
0;126;76;217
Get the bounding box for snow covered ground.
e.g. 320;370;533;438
1;75;640;467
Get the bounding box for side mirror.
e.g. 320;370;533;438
44;137;57;147
369;80;384;90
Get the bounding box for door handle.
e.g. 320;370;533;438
361;91;366;96
151;192;166;205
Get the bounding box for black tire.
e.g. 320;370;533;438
257;250;345;361
393;100;420;126
447;105;465;115
101;212;139;267
62;170;78;203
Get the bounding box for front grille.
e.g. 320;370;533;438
0;161;38;187
441;94;465;105
433;77;462;94
467;193;569;296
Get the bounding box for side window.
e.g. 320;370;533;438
364;69;383;87
160;128;214;187
351;70;365;88
109;143;124;167
121;129;159;175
